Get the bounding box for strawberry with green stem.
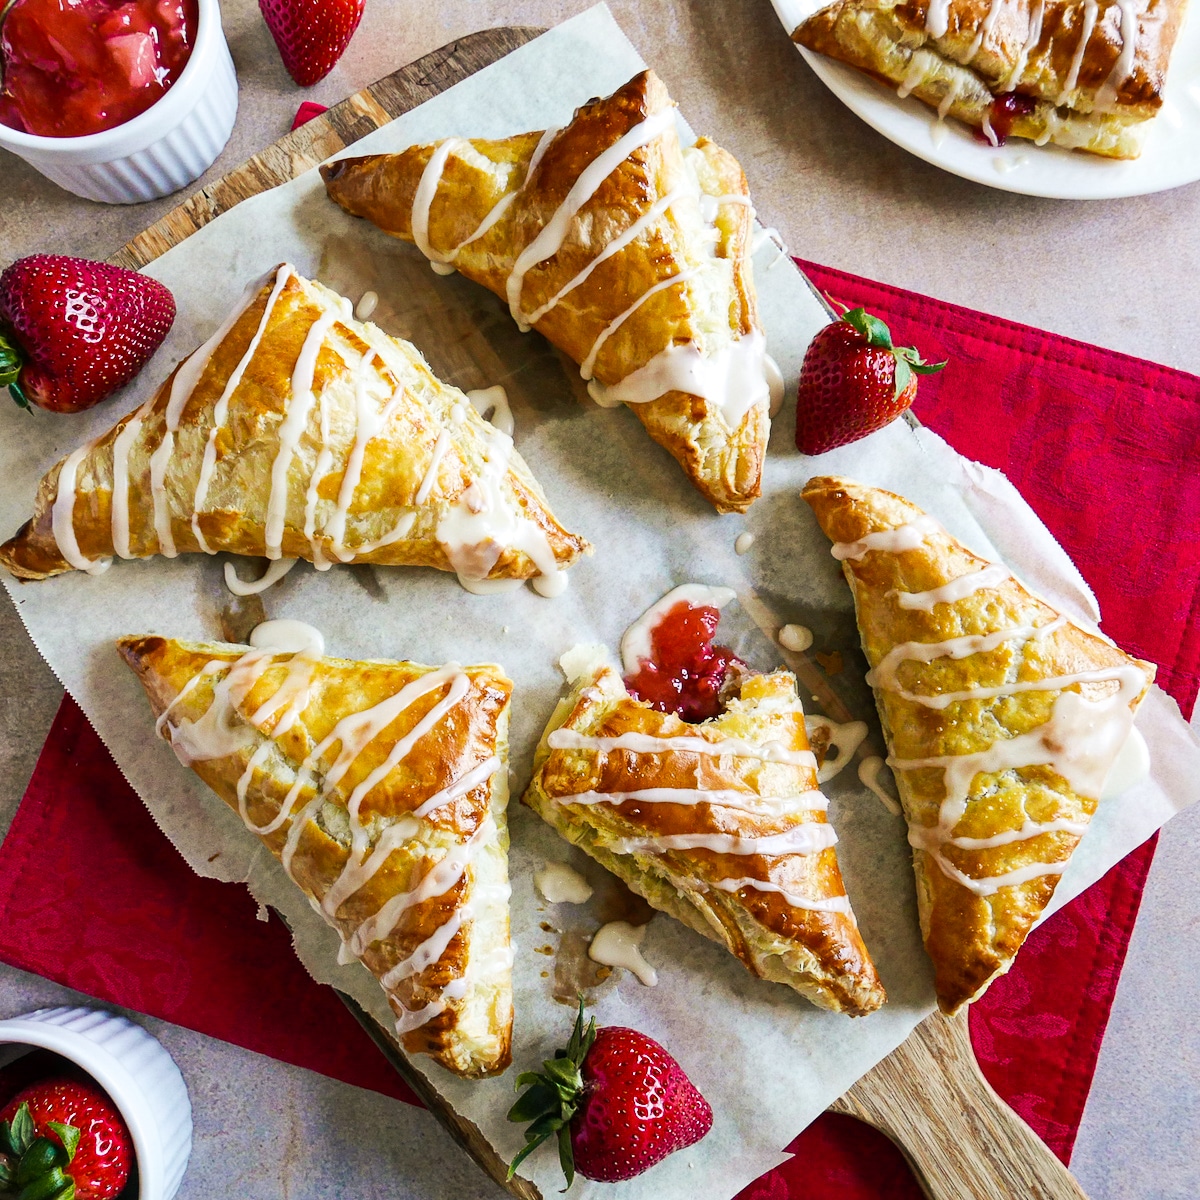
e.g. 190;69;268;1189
508;999;712;1185
795;306;946;455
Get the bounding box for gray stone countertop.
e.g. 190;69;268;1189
0;2;1198;1197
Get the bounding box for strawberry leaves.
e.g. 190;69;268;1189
839;307;946;400
0;1103;79;1200
506;998;596;1185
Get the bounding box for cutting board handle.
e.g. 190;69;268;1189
830;1010;1091;1200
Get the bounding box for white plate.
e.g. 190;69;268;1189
771;0;1200;198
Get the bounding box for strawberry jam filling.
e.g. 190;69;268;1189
624;600;745;723
978;92;1037;147
0;0;198;138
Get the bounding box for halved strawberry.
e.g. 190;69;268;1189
0;255;175;414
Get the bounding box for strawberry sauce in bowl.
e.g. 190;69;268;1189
0;0;199;138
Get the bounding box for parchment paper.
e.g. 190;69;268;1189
1;8;1197;1198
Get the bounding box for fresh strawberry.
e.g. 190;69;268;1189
0;1077;132;1200
795;306;945;455
0;254;175;414
508;1000;712;1185
259;0;365;87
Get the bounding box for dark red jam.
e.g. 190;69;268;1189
976;92;1037;147
0;0;198;138
624;600;745;723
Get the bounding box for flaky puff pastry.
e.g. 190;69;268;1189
803;476;1155;1013
523;647;885;1016
0;265;588;585
321;71;770;514
118;633;515;1078
794;0;1189;158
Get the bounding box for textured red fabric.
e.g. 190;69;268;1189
0;262;1197;1200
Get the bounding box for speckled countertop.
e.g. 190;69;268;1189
0;2;1197;1197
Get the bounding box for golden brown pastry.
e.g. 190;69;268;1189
793;0;1189;158
803;475;1156;1013
118;628;514;1078
0;265;588;590
522;645;886;1016
321;71;774;514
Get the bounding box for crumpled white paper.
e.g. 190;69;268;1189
1;7;1197;1199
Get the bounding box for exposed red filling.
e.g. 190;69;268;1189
0;0;198;138
624;600;745;723
976;92;1038;147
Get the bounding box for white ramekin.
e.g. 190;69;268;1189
0;0;238;204
0;1007;193;1199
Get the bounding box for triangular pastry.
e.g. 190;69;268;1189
321;71;774;514
802;475;1156;1013
118;628;515;1078
0;265;588;591
792;0;1189;159
523;646;886;1016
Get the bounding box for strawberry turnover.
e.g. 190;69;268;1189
0;0;198;138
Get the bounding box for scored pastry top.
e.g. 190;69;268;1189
0;265;589;590
525;646;886;1017
322;70;774;513
803;474;1156;1012
118;631;515;1078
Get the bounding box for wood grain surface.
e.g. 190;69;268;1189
107;25;1092;1200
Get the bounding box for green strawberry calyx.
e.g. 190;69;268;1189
506;997;596;1187
0;331;30;412
0;1101;81;1199
840;307;947;400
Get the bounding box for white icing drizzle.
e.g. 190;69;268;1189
554;787;828;816
547;726;818;768
193;265;294;554
898;54;928;99
735;532;756;556
805;716;869;783
150;276;263;557
1059;0;1099;102
858;756;902;816
713;876;854;916
111;401;154;559
620;583;737;674
937;75;965;124
926;0;953;37
611;824;838;857
524;188;685;329
965;0;1006;62
355;291;378;321
466;386;514;437
303;389;336;569
415;429;450;506
589;920;658;986
586;329;772;432
778;624;813;654
264;307;341;559
534;862;594;904
505;106;677;329
1095;0;1142;110
891;562;1011;610
52;442;111;575
249;618;325;656
224;557;298;596
999;0;1045;93
381;907;464;989
411;137;465;267
831;515;942;562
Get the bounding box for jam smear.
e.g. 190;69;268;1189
0;0;198;138
976;92;1037;147
624;599;745;723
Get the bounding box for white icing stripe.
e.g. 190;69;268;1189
926;0;952;37
1059;0;1099;103
264;308;340;559
580;268;700;380
888;666;1137;711
413;756;501;819
891;562;1011;610
505;107;677;328
381;907;466;989
1095;0;1142;110
111;400;154;559
831;515;942;562
52;442;111;575
411;138;464;264
547;727;817;768
554;787;829;814
924;854;1070;898
999;0;1044;92
193;265;293;553
223;557;298;596
414;429;450;505
611;824;838;857
524;188;683;328
303;390;336;569
712;876;854;915
909;816;1089;853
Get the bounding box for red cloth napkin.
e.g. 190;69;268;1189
1;263;1198;1198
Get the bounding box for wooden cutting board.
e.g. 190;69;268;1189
108;26;1092;1200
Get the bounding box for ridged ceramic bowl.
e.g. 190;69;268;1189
0;1007;192;1199
0;0;238;204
